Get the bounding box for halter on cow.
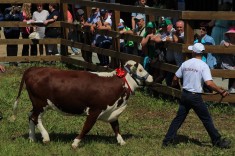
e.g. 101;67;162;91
11;60;153;148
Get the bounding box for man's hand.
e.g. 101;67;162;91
220;90;229;97
0;65;5;73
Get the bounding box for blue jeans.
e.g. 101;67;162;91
163;90;221;144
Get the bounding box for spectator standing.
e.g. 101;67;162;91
159;19;176;86
122;14;146;56
32;3;49;55
44;3;60;55
68;9;85;55
0;9;4;39
220;27;235;93
208;2;235;68
162;43;231;149
141;21;164;81
132;0;148;29
209;2;235;45
3;4;23;65
21;3;37;56
195;24;216;69
95;9;112;66
83;7;100;63
118;19;134;54
172;20;184;67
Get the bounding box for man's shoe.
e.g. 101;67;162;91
213;138;231;149
162;140;175;148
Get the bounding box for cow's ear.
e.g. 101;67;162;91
134;63;139;69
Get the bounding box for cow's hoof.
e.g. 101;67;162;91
29;138;36;143
71;143;78;149
120;141;126;146
72;138;81;149
43;139;50;144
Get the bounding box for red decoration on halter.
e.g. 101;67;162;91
115;67;125;78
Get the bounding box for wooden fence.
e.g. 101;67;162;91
0;0;235;103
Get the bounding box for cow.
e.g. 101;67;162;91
11;60;153;148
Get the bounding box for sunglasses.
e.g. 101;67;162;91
200;27;206;31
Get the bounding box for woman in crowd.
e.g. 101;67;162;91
220;27;235;93
21;3;37;56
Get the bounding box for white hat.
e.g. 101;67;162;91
188;43;205;53
120;19;124;24
134;14;145;20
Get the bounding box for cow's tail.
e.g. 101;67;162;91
10;71;26;122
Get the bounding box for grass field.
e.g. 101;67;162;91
0;63;234;156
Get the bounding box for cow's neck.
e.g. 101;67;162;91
123;73;139;93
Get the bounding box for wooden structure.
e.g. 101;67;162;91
0;0;235;103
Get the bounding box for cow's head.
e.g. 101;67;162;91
124;60;153;86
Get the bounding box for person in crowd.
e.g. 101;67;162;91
32;3;49;55
67;9;73;24
141;21;164;81
94;9;112;66
158;19;175;86
172;20;184;67
3;4;23;66
121;14;146;57
83;7;100;63
118;19;134;54
21;3;37;56
194;23;216;69
131;0;148;29
0;9;4;39
208;2;235;68
44;3;60;55
162;43;231;149
0;64;5;73
220;27;235;93
208;2;235;45
68;9;86;55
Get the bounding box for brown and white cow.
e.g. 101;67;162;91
11;60;153;148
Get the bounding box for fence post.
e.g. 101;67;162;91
60;3;68;56
110;9;120;68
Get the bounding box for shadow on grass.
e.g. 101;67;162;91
18;132;134;145
174;134;211;147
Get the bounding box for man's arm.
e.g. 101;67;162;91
205;80;229;97
172;75;179;87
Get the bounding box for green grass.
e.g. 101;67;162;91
0;63;234;156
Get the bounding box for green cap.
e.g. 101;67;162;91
146;22;156;28
160;19;172;27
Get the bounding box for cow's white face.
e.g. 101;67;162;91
124;60;153;86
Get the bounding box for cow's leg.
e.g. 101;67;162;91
72;111;101;149
37;112;50;143
28;111;36;142
110;120;126;145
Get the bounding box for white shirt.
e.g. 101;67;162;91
176;58;212;93
32;10;49;38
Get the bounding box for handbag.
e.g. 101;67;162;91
29;32;40;39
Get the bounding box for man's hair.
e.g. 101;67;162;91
49;3;58;9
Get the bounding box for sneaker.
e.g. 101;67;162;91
229;87;235;93
162;140;175;148
213;138;231;149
